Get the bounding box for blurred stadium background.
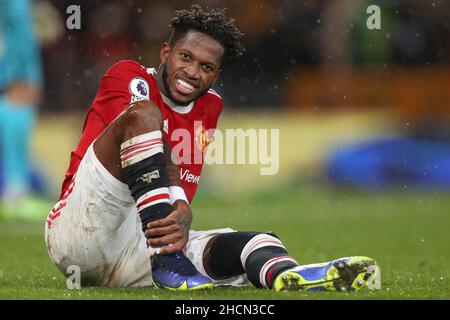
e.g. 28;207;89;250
24;0;450;198
1;0;450;299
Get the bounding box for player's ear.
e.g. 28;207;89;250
160;42;171;63
211;65;222;85
211;70;221;86
212;55;224;84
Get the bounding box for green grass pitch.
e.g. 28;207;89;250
0;186;449;300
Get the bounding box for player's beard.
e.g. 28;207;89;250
161;62;209;106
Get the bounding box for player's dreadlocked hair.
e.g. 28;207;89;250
169;5;245;61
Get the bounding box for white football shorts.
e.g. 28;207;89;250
44;143;249;287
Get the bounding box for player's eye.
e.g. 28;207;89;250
202;64;213;72
181;53;191;61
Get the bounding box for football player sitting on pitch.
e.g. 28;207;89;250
45;5;379;292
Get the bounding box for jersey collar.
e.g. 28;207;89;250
147;68;195;114
160;93;195;114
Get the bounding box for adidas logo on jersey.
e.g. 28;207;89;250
163;119;169;134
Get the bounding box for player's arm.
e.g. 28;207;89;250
98;60;192;253
145;139;193;254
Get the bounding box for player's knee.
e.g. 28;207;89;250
204;231;283;279
209;231;281;258
240;232;285;260
121;100;163;137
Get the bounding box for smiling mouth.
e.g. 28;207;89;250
175;78;197;95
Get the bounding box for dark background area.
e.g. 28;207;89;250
35;0;450;112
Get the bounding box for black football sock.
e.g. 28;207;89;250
205;232;259;279
206;232;298;288
244;246;298;289
120;131;173;233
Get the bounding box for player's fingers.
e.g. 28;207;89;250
157;238;187;254
148;233;182;248
159;243;184;255
147;216;176;229
158;234;189;254
145;224;180;238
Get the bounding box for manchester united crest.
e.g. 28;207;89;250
195;125;212;153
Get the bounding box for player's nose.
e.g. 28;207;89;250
183;63;201;81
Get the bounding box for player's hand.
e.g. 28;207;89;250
145;200;192;254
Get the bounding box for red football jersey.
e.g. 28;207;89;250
61;60;223;203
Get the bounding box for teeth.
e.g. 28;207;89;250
177;79;194;91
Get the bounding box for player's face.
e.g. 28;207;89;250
158;30;224;105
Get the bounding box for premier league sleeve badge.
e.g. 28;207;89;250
129;77;150;103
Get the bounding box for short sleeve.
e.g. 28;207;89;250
91;60;153;124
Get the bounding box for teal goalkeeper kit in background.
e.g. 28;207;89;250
0;0;43;197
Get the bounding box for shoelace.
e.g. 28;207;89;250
153;252;199;276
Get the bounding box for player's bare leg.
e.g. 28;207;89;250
94;100;212;290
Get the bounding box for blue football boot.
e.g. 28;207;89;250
273;256;380;292
151;252;213;290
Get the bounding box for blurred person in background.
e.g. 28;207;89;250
0;0;45;221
